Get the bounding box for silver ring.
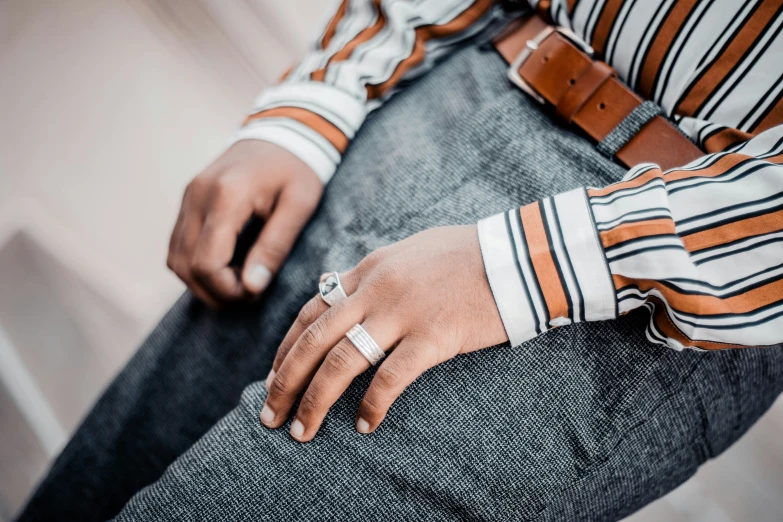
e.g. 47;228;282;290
319;272;347;307
346;324;386;366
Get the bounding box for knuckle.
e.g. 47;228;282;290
190;257;213;278
357;249;386;274
375;365;402;390
325;342;356;373
297;392;320;417
214;176;238;199
269;374;289;396
297;297;322;327
299;323;325;355
361;393;384;415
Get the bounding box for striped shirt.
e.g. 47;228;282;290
232;0;783;350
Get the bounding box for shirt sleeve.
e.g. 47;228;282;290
231;0;501;183
477;125;783;351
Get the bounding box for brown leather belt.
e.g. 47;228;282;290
493;15;704;171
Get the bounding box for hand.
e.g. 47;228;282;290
167;141;323;308
260;225;508;442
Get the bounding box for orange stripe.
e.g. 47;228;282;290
751;94;783;134
599;218;676;248
366;0;494;99
567;0;578;13
520;204;569;321
311;0;385;82
648;297;746;350
675;0;782;117
662;152;748;182
703;128;753;153
587;168;663;198
244;107;348;153
613;275;783;316
682;207;783;252
637;0;699;100
320;0;349;49
591;0;626;57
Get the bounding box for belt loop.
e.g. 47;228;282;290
596;101;665;160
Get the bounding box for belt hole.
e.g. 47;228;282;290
568;78;575;85
542;55;549;63
599;102;606;110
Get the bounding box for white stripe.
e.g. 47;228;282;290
697;13;783;120
556;189;617;321
477;212;538;346
251;82;367;134
508;210;549;333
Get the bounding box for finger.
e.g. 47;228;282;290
242;184;319;294
287;317;401;441
261;295;368;429
171;211;224;309
263;313;400;434
355;338;437;434
266;271;358;386
191;200;253;300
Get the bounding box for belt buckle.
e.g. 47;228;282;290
507;26;595;104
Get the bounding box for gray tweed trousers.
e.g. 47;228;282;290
18;44;783;522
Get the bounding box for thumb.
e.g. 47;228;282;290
242;185;319;294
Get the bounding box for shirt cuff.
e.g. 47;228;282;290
477;188;617;347
229;82;367;184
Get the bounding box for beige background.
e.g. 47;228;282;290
0;0;781;520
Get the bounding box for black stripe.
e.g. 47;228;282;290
540;200;573;321
606;0;639;65
677;189;783;228
551;198;586;323
629;0;675;90
596;208;672;229
618;267;783;298
682;199;783;238
667;160;768;195
515;209;550;328
589;179;665;206
670;301;783;330
665;262;783;292
598;214;674;231
672;0;758;113
585;188;618;318
693;234;783;265
607;244;683;262
605;233;680;252
743;70;783;132
504;211;541;336
583;0;603;41
618;284;783;321
701;8;783;120
554;2;564;27
653;0;715;104
645;303;670;343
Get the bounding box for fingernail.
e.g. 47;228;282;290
260;403;275;426
356;417;371;434
247;265;271;292
290;419;305;440
264;369;276;389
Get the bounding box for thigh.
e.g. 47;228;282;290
111;46;783;521
112;315;783;521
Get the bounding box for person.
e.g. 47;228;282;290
18;0;783;520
